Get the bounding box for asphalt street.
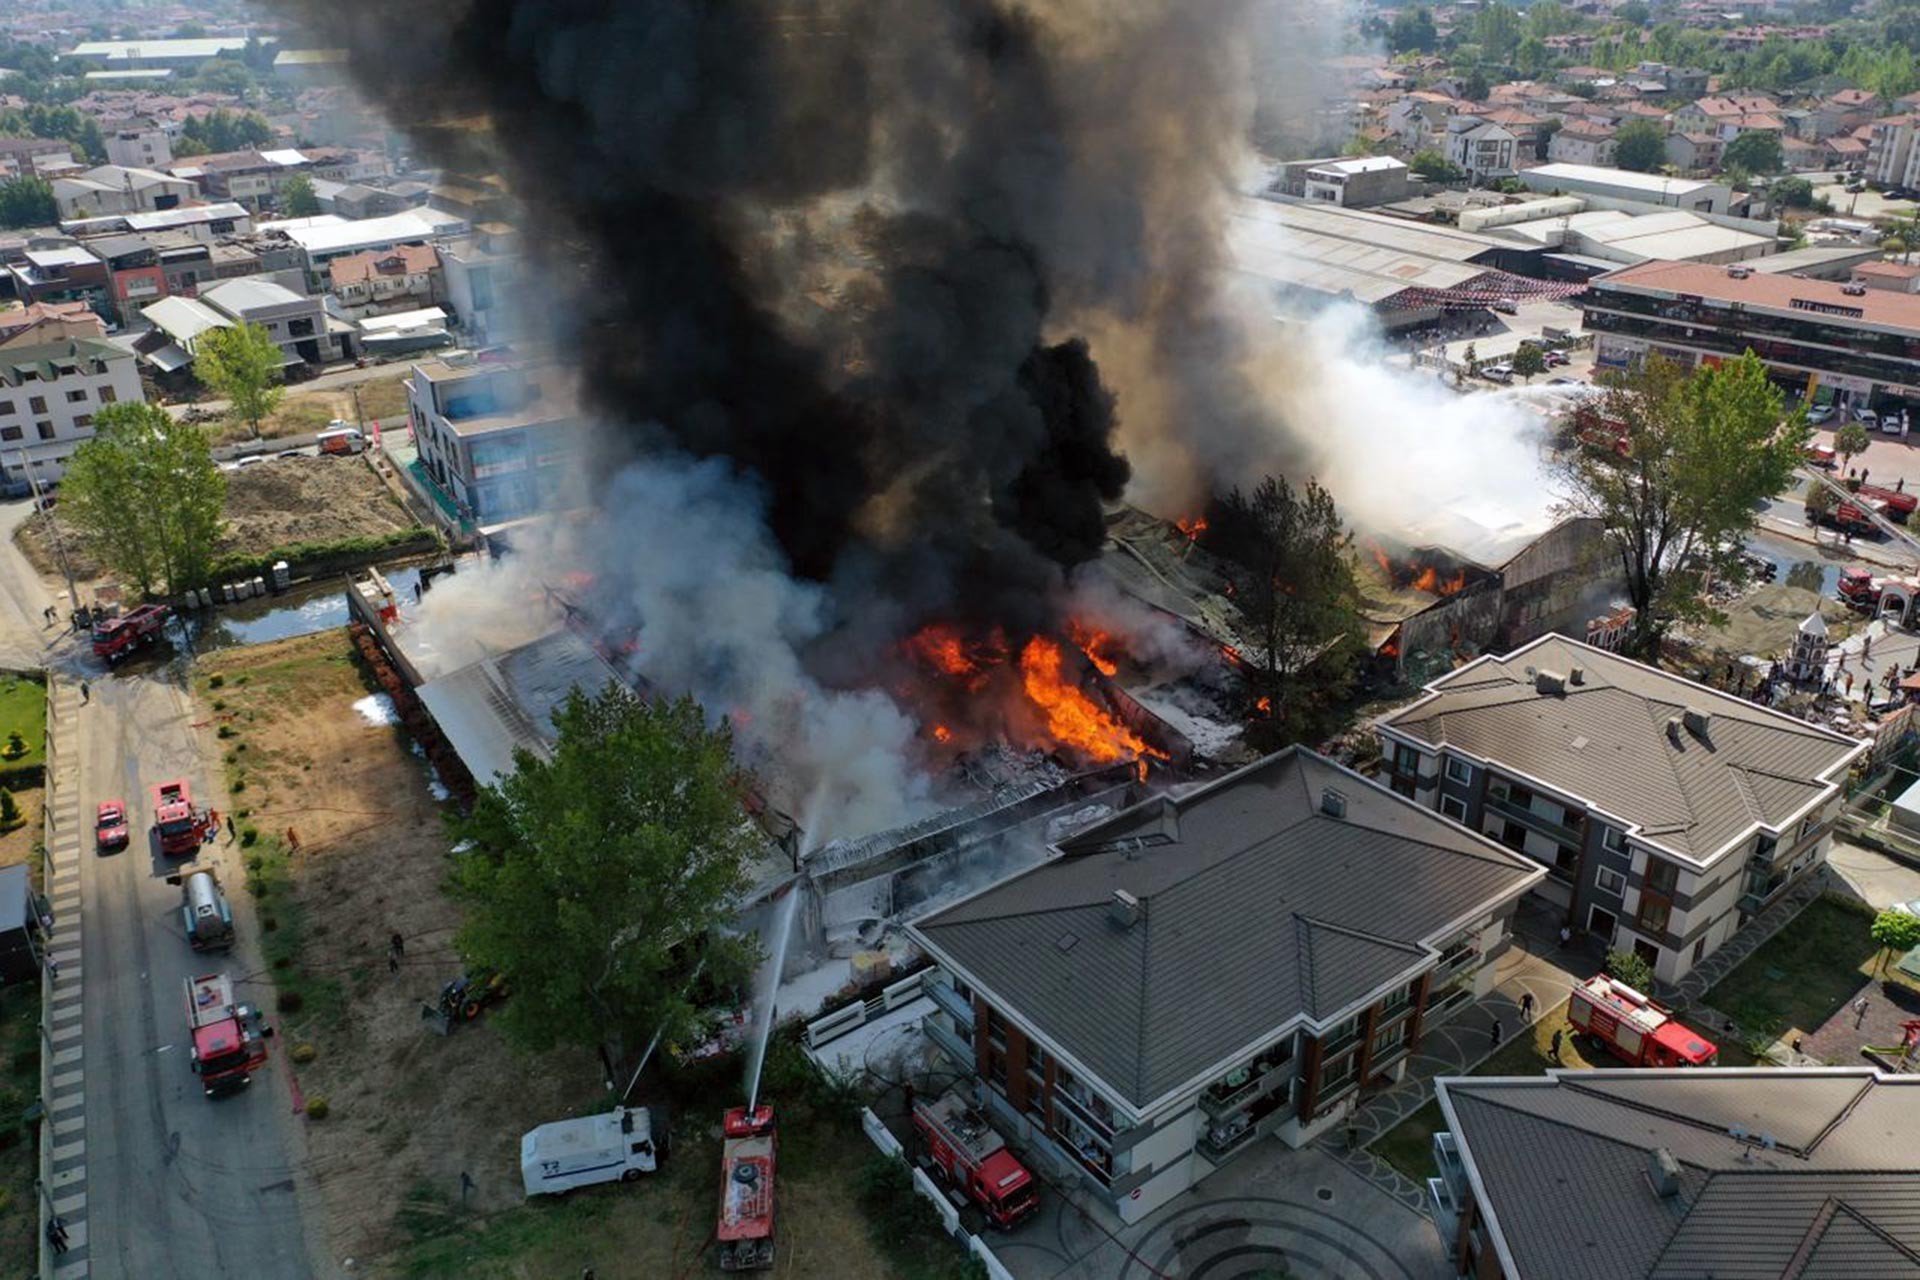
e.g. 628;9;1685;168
0;499;327;1279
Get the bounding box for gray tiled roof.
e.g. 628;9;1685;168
910;749;1542;1109
1439;1070;1920;1280
1380;637;1863;862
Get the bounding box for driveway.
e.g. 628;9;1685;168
1827;837;1920;913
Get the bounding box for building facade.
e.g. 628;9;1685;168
1376;637;1865;985
0;337;143;486
1444;120;1518;183
908;748;1543;1224
104;125;173;170
1583;258;1920;418
405;358;585;528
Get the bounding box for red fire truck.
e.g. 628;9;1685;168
1568;974;1719;1068
151;780;210;856
911;1089;1039;1229
1855;482;1918;524
1840;566;1883;611
717;1105;776;1272
184;972;272;1096
91;603;169;664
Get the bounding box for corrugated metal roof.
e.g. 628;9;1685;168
911;748;1542;1107
416;630;625;785
1442;1071;1920;1280
1380;637;1863;862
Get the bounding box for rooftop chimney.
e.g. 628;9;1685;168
1682;706;1711;738
1568;665;1584;686
1535;669;1567;695
1648;1147;1681;1198
1109;889;1141;929
1321;788;1347;819
1666;716;1683;743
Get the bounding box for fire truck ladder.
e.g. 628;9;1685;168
1801;468;1920;567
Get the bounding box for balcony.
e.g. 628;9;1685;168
1427;1178;1462;1246
1433;1131;1466;1194
1199;1057;1294;1119
927;979;972;1027
1485;793;1585;851
1199;1115;1262;1161
1434;942;1480;982
921;1013;973;1069
1053;1082;1119;1140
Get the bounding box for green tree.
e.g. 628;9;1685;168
1409;149;1465;182
1202;476;1364;744
1606;947;1654;992
1870;909;1920;972
1513;343;1548;382
1462;341;1482;380
1723;129;1785;175
1614;119;1669;172
194;322;285;439
1475;3;1523;62
193;59;254;97
280;173;321;217
1804;480;1836;534
1551;352;1810;659
60;402;227;596
1884;213;1920;264
451;686;762;1066
1388;6;1438;54
1516;36;1550;79
1771;176;1815;209
1461;67;1492;101
0;176;55;228
0;789;18;829
1527;1;1580;38
1616;0;1651;26
174;21;208;38
1835;421;1872;474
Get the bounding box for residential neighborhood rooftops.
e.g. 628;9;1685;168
281;209;466;256
1438;1069;1920;1280
909;747;1544;1110
1377;636;1865;864
140;295;230;344
1;336;128;385
328;242;439;287
65;37;252;62
199;277;306;313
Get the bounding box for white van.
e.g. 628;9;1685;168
520;1105;660;1197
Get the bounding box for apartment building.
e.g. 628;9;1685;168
1547;124;1616;167
1429;1068;1920;1279
1583;258;1920;417
908;748;1543;1224
1866;113;1920;189
50;164;196;221
1443;119;1519;183
0;337;143;485
327;243;441;315
404;358;586;528
1375;637;1865;985
103;124;172;170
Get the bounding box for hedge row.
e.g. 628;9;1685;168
205;527;442;585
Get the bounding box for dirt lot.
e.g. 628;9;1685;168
15;454;419;586
195;632;898;1279
201;374;412;446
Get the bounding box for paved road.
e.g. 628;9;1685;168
0;500;328;1279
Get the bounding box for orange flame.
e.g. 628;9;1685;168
1067;620;1119;677
907;623;976;677
1371;545;1393;575
1018;637;1153;764
1255;695;1272;714
932;723;953;743
1176;517;1208;542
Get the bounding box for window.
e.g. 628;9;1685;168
1319;1052;1358;1092
35;422;53;441
0;401;11;415
1637;896;1671;934
72;415;91;429
1692;937;1707;965
1602;826;1625;855
1551;845;1580;879
28;396;45;414
1646;860;1679;896
1440;794;1467;822
1499;822;1527;853
1393;743;1420;775
0;427;19;441
1371;1022;1407;1056
99;385;117;404
1800;811;1821;839
1445;758;1473;785
1595;866;1626;895
65;389;87;404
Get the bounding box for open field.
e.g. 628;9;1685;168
201;374;412;446
1705;895;1912;1045
0;983;41;1275
0;674;45;778
195;632;902;1277
15;455;419;588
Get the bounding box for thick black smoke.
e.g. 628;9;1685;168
279;0;1148;619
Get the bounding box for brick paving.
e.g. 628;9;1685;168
1800;972;1920;1064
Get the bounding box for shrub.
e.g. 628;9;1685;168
276;990;304;1013
304;1095;329;1120
212;700;226;712
9;1048;36;1077
240;826;259;847
230;778;246;793
1606;948;1655;993
236;675;249;686
208;674;225;689
261;915;278;933
290;1042;318;1064
246;854;263;871
217;725;235;739
0;790;17;826
1;732;23;759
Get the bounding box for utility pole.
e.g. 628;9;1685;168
16;449;79;625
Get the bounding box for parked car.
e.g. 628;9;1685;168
1543;350;1570;367
277;448;307;459
1547;376;1578;386
1892;898;1920;918
1806;402;1836;425
1483;363;1513;383
1884;413;1906;436
1855;403;1880;423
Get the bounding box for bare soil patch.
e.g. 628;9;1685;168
15;455;418;588
194;632;896;1278
199;374;412;447
0;786;42;870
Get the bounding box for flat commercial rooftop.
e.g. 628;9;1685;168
1228;197;1495;306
